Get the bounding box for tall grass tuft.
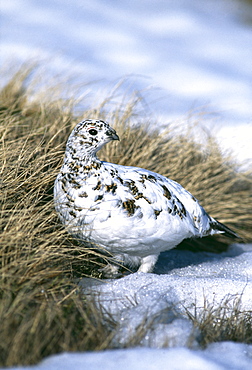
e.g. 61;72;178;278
0;66;115;366
187;295;252;347
0;65;251;366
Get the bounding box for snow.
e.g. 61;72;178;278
4;244;252;370
0;0;252;163
1;1;252;369
8;344;252;370
79;244;252;348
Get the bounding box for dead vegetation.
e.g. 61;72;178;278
187;294;252;347
0;65;251;366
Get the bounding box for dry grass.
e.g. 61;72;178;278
187;295;252;347
119;295;252;349
0;65;251;366
0;66;118;367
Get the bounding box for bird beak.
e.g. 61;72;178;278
107;129;120;141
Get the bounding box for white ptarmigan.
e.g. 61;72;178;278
54;119;238;277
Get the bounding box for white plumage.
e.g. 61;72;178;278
54;119;238;276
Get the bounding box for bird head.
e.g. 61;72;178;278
66;119;119;159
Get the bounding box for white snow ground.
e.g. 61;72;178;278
8;344;252;370
1;1;252;369
4;244;252;370
80;244;252;347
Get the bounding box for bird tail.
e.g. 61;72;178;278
210;218;240;239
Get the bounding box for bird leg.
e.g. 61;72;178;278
137;254;159;273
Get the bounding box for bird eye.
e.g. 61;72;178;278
89;128;98;136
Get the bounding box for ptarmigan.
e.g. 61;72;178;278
54;119;238;277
